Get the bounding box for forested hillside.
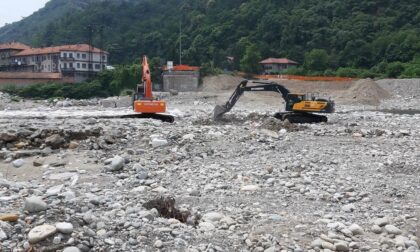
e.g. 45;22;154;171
0;0;419;76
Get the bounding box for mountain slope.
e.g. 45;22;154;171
0;0;100;44
0;0;419;69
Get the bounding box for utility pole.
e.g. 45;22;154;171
87;24;94;79
179;20;182;65
99;25;104;70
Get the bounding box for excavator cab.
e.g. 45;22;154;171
285;93;305;111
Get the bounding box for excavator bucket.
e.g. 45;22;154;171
213;105;228;120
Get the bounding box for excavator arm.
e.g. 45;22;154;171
213;80;291;120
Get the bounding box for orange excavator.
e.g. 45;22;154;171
122;56;174;122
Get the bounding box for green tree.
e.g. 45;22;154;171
240;44;262;74
304;49;330;71
386;62;405;78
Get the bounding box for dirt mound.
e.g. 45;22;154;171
340;79;391;105
201;74;245;92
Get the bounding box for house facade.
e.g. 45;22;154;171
0;42;30;67
260;58;298;74
0;42;109;83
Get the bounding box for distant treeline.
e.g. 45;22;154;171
1;0;419;76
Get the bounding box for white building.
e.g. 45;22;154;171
9;44;108;74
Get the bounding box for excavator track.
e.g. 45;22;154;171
120;113;175;123
274;112;327;124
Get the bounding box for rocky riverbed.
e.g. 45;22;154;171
0;79;419;252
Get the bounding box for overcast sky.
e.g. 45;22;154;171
0;0;50;27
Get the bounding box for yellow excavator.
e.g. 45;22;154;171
214;80;335;123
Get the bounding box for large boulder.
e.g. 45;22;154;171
45;134;65;149
0;132;17;142
28;225;56;244
24;197;48;213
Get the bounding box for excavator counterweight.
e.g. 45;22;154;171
214;80;334;123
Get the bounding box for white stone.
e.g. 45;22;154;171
12;159;25;168
385;224;402;235
374;217;389;227
152;186;168;193
311;238;323;248
28;225;56;243
182;134;195;140
56;222;74;234
63;247;81;252
53;236;61;244
371;225;382;234
0;229;7;241
107;156;124;171
199;221;216;231
203;212;224;223
260;129;279;138
348;223;364;235
24;196;47;213
321;241;335;250
154;240;163;248
335;241;349;251
151;138;168;147
241;185;259;191
131;186;148;193
341;203;355;212
47;185;64;196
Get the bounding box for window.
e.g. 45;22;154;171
63;53;67;58
64;63;67;68
82;54;87;59
42;56;46;61
69;53;73;58
82;63;87;69
95;64;100;69
69;63;73;68
48;65;51;71
102;55;106;61
88;63;93;69
48;55;51;60
77;53;80;58
77;63;80;68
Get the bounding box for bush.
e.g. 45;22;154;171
323;69;335;76
400;58;420;78
283;67;307;75
2;82;109;100
120;88;134;96
386;62;405;78
336;67;362;78
200;62;223;76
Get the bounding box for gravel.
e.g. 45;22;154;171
0;78;419;251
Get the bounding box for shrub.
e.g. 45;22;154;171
336;67;362;78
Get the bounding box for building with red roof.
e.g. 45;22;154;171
260;58;298;74
0;42;109;84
